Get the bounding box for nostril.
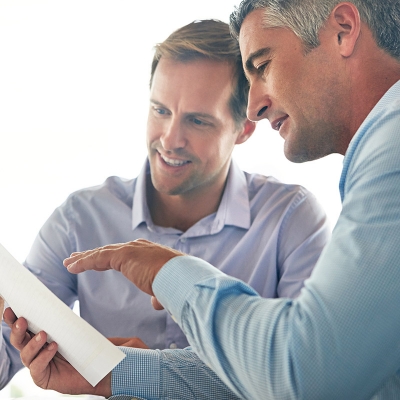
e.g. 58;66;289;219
257;106;268;117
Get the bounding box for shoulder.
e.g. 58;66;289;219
342;89;400;195
242;171;326;224
64;175;136;209
244;171;314;204
349;84;400;162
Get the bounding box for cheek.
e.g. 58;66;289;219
211;137;237;162
275;57;306;92
146;119;160;144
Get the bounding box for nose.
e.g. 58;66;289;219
160;117;187;152
247;82;271;122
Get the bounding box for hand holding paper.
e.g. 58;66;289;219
0;243;125;387
5;308;112;396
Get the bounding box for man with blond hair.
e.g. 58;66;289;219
12;1;400;398
2;18;329;397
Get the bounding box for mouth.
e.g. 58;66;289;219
271;115;288;131
159;152;191;167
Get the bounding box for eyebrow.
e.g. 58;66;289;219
150;99;166;108
245;47;272;74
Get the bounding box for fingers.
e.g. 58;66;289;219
20;331;57;369
107;337;127;346
6;313;33;352
28;341;58;377
151;296;165;310
64;248;115;274
63;241;140;273
108;336;149;349
122;337;149;349
22;332;58;390
63;240;183;297
3;307;17;326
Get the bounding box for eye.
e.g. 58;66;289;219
256;60;270;75
188;116;209;127
192;118;204;125
152;106;170;116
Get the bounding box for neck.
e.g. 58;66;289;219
147;176;228;232
345;36;400;147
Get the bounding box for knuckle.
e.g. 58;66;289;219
20;353;29;368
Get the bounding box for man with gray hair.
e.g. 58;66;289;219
1;17;329;398
7;0;400;398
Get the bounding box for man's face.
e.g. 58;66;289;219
147;58;243;197
239;9;350;162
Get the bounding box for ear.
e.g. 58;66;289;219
331;2;361;57
235;119;256;145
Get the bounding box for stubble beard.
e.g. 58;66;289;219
284;121;344;163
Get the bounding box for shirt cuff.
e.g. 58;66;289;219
153;255;225;326
110;346;160;398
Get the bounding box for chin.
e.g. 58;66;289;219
286;149;331;163
284;144;309;163
284;140;330;163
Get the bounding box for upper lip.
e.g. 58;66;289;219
271;115;288;131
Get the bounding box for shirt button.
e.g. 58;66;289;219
169;343;178;349
180;237;186;243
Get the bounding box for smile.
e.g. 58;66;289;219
272;116;288;131
160;153;191;167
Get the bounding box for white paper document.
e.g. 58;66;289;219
0;243;125;386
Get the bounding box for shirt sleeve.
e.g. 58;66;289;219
274;187;331;299
109;346;241;399
154;230;400;400
0;322;21;389
23;204;78;305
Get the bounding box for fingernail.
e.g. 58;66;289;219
67;263;77;272
36;332;42;342
47;342;56;350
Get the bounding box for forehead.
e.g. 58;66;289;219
239;9;270;55
151;58;235;111
239;9;303;68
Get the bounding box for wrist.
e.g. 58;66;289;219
94;372;112;397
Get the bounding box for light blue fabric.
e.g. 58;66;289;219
0;159;329;389
109;346;240;399
151;80;400;399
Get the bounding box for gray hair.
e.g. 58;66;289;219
230;0;400;59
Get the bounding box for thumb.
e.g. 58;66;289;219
151;296;164;310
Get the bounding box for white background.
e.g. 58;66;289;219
0;0;343;397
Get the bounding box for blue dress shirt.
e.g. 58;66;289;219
0;160;330;391
106;81;400;399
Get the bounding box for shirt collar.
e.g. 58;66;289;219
213;159;251;231
131;158;251;233
131;160;152;230
339;79;400;201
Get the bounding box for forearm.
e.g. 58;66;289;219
154;255;400;400
110;346;240;399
